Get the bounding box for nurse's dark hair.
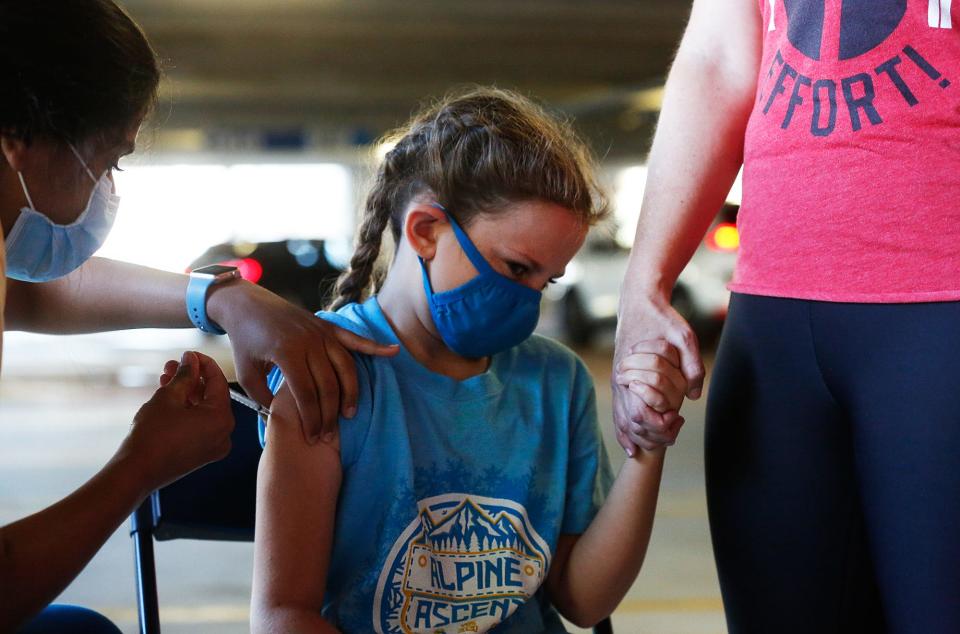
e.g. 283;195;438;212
0;0;160;146
330;87;608;311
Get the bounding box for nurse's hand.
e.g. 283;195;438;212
207;280;399;444
120;351;235;492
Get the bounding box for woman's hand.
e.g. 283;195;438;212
119;351;236;493
206;280;398;444
613;291;704;455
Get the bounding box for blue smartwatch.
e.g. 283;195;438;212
186;264;242;335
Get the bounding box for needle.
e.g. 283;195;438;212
228;388;272;419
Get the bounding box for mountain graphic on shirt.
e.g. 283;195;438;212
423;500;533;554
374;493;552;634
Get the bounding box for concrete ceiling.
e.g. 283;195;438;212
122;0;691;157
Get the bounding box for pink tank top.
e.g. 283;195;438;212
731;0;960;302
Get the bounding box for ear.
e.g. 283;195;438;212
0;136;30;172
403;203;448;261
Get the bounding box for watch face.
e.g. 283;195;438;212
192;264;239;279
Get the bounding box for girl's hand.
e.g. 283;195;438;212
613;292;704;455
612;384;686;453
206;280;398;444
612;339;688;453
614;340;689;413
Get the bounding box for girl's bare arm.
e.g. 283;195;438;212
251;385;342;634
546;448;666;628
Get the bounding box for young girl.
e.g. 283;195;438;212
251;88;687;634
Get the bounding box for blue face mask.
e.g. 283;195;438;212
5;143;120;282
419;205;542;358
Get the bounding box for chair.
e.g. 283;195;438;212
130;386;613;633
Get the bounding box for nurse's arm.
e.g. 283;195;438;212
4;256;398;440
0;352;234;631
251;385;342;634
0;452;154;630
4;258;190;332
545;447;666;628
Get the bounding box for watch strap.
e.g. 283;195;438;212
186;274;227;335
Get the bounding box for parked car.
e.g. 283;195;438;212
547;203;740;347
188;238;352;313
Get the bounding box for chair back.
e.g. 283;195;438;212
143;396;261;541
130;387;260;634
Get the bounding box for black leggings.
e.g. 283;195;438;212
706;293;960;634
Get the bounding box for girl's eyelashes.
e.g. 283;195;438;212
506;261;558;288
540;278;559;291
111;153;130;172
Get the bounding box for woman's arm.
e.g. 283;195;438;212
614;0;763;452
623;0;762;302
545;447;666;628
251;385;342;634
0;352;235;631
4;256;398;441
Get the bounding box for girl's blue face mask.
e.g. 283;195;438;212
5;143;120;283
419;205;542;358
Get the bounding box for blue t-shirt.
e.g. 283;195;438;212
261;297;613;634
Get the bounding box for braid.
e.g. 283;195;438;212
329;186;392;311
328;137;425;310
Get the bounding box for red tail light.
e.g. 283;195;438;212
187;258;264;283
705;223;739;253
219;258;264;284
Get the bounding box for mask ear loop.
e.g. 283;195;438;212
16;172;36;210
431;202;542;300
429;202;495;276
15;143;101;211
68;142;99;184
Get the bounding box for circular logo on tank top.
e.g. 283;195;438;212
783;0;907;61
372;493;552;634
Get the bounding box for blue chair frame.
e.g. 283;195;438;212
130;386;613;634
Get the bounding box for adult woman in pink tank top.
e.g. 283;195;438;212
615;1;960;632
